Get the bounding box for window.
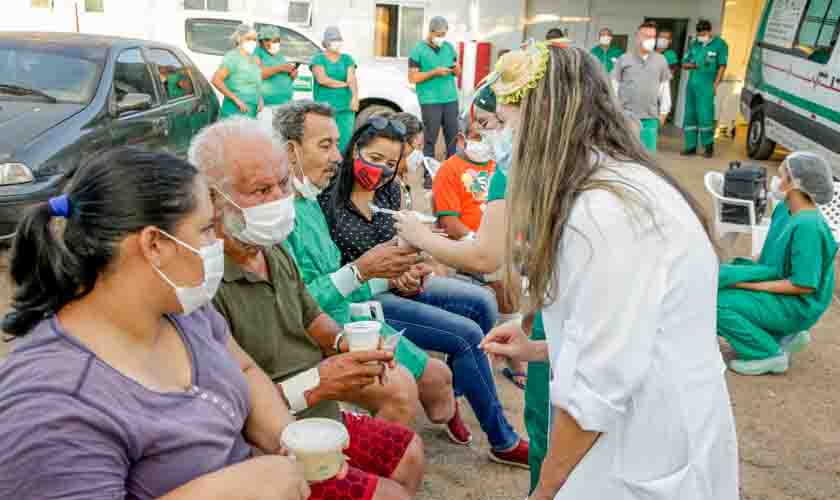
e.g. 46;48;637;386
0;47;101;104
31;0;51;8
85;0;104;13
375;3;425;58
147;49;196;101
185;18;241;56
184;0;229;11
254;23;319;62
795;0;839;53
113;49;158;108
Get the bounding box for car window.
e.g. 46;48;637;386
146;48;196;101
0;48;101;104
254;23;319;62
113;48;158;107
185;18;241;56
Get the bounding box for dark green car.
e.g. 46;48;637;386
0;32;219;240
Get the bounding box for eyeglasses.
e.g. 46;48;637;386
366;116;407;138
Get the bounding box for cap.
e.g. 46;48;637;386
323;26;343;44
784;151;835;205
429;16;449;33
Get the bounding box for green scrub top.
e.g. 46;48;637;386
684;36;728;85
663;49;679;66
255;47;294;106
220;49;261;103
591;45;624;74
409;41;459;105
166;73;188;99
757;202;838;324
311;52;355;112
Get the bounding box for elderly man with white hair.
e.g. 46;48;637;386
189;117;426;500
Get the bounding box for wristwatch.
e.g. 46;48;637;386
348;263;365;283
332;331;346;353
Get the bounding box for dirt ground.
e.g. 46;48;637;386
0;129;838;500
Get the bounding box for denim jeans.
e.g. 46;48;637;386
377;277;519;451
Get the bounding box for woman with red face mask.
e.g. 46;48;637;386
319;115;530;468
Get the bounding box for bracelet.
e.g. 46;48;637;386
332;331;345;353
348;263;365;283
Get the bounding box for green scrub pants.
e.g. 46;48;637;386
221;97;259;119
717;262;803;361
336;110;356;156
640;119;659;152
683;78;716;151
525;313;549;493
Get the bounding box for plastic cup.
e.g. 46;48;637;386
281;418;349;483
344;321;382;352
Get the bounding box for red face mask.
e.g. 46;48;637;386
353;156;396;191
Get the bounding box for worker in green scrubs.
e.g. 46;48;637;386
656;29;680;71
682;19;728;158
591;28;624;74
255;26;298;129
718;152;837;376
311;26;358;154
211;23;262;119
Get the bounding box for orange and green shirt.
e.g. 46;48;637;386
432;155;495;232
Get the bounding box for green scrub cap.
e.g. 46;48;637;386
258;26;281;40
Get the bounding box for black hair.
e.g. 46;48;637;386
392;112;424;144
321;121;406;228
546;28;566;40
697;19;712;33
3;147;200;337
639;21;658;31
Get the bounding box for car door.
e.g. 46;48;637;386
109;47;168;153
145;47;206;158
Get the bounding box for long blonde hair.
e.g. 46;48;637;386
504;46;715;318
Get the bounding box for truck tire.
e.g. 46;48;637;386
355;104;397;130
747;105;776;160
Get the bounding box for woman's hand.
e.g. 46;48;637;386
350;96;360;112
480;321;546;363
394;212;436;250
235;98;251;114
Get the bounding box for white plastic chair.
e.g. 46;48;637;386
818;181;840;244
704;171;761;249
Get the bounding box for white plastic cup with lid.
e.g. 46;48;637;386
344;321;382;351
281;418;349;482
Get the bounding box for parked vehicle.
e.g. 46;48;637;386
0;32;219;240
741;0;840;177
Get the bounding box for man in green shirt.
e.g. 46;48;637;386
255;26;297;130
591;28;624;74
192;116;427;500
409;16;461;189
682;19;728;158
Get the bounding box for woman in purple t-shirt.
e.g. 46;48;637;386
0;148;309;500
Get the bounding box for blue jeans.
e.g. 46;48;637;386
377;277;519;451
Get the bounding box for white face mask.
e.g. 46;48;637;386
465;139;493;164
770;175;789;200
218;189;297;247
600;36;612;46
329;42;342;52
407;149;424;174
290;151;325;201
432;36;446;47
269;42;281;55
697;35;710;44
155;233;225;316
242;40;257;55
641;38;657;52
657;37;670;49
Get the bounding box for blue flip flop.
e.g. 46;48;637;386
502;367;527;390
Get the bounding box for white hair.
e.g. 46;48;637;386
188;117;288;188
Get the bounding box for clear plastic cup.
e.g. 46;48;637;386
281;418;349;483
344;321;382;351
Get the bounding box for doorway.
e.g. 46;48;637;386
645;17;689;124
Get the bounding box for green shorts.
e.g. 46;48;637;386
350;315;429;380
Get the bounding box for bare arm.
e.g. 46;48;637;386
408;66;449;84
227;335;293;455
714;64;727;89
735;280;814;295
306;313;345;356
348;66;358;102
311;65;349;88
438;215;472;240
261;63;296;80
530;410;600;500
211;67;243;103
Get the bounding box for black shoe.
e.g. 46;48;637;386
680;148;697;156
704;145;714;158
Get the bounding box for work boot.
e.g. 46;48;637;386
704;144;715;158
779;331;811;355
680;148;697;156
729;353;789;376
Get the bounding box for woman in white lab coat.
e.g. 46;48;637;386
478;43;740;500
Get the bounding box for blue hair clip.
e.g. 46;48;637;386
48;194;71;218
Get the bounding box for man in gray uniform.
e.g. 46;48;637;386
612;21;672;152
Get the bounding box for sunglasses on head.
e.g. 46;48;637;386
365;116;407;138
